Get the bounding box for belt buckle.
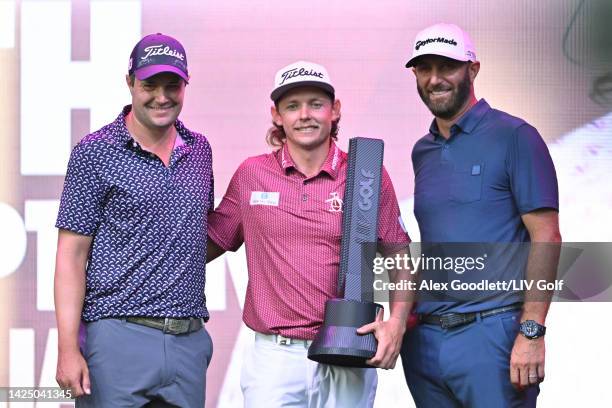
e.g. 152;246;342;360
276;335;292;345
163;318;189;334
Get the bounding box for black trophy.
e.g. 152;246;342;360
307;137;384;368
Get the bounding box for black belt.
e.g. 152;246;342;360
125;317;203;335
419;303;523;330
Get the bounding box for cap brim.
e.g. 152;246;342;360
135;65;189;83
405;51;472;68
271;81;335;102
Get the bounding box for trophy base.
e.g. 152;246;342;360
307;299;383;368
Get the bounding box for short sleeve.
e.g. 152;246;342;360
206;143;215;211
55;143;107;236
507;124;559;214
207;163;245;251
377;166;411;255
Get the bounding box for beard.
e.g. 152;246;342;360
417;68;472;120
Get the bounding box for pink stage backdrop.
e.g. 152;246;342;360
0;1;610;407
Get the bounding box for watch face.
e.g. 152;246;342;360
523;321;538;337
521;320;544;338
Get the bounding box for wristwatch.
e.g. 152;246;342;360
519;320;546;339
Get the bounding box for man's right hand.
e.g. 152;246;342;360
56;348;91;398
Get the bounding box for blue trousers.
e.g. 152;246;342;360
400;310;539;408
76;318;213;407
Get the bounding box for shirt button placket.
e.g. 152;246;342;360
299;180;308;213
441;143;451;161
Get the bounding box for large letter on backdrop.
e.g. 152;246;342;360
20;0;141;175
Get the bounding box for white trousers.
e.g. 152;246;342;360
240;333;377;408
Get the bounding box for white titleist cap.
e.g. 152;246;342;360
270;60;335;102
405;23;477;67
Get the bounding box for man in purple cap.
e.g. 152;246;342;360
54;33;214;407
400;23;561;407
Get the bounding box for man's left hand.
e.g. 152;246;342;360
356;312;406;369
510;334;545;389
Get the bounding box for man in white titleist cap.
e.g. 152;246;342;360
400;23;561;407
207;60;413;407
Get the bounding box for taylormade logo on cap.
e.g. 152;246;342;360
271;61;335;101
415;37;458;50
405;23;477;68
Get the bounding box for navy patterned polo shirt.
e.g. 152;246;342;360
56;105;214;322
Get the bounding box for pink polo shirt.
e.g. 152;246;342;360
208;142;410;340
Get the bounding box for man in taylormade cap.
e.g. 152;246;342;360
405;22;477;68
54;33;214;407
206;60;412;407
400;23;560;408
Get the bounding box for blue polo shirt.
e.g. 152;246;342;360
56;105;214;321
412;99;558;314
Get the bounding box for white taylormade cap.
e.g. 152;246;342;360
405;23;477;67
270;60;335;102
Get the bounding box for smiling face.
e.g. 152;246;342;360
126;72;187;131
271;86;341;152
412;55;479;121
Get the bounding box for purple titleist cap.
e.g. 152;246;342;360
128;33;189;83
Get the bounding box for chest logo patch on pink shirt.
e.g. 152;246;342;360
325;192;343;213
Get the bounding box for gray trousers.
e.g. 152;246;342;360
76;318;213;408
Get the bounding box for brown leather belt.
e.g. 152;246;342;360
126;317;203;334
419;303;522;330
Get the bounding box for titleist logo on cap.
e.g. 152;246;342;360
142;44;185;61
415;37;458;50
280;67;324;85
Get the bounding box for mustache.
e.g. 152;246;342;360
296;121;319;127
429;85;452;92
146;101;178;108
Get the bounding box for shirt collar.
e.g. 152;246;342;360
276;141;344;180
428;98;491;139
278;142;296;171
109;105;195;147
320;142;343;179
